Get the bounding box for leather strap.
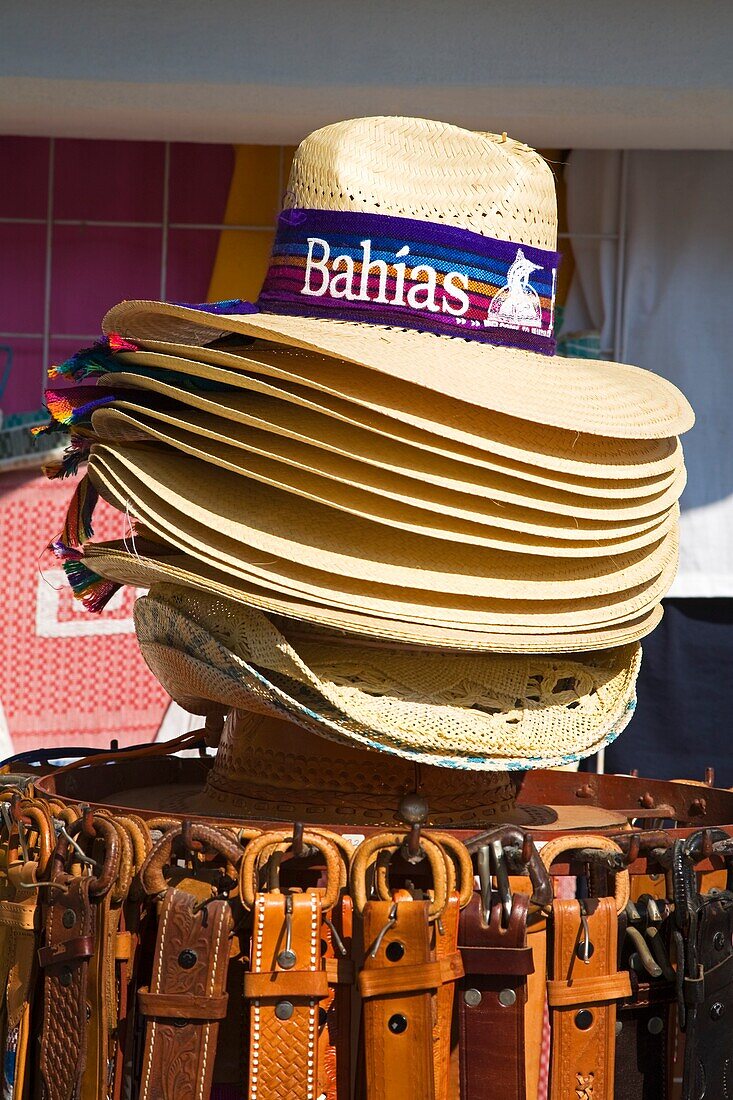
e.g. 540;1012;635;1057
0;863;41;1098
548;897;631;1100
319;895;353;1100
138;888;233;1100
432;892;461;1100
681;889;733;1099
245;891;325;1100
80;887;117;1100
360;899;437;1100
39;875;95;1100
615;978;674;1100
458;893;533;1100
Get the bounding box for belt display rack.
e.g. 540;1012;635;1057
0;741;730;1100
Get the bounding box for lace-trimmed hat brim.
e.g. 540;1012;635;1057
133;586;641;771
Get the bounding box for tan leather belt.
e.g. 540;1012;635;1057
359;898;438;1100
320;894;354;1100
458;892;534;1100
137;887;233;1100
547;897;631;1099
244;890;327;1100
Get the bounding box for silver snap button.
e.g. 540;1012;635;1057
277;949;297;970
275;1000;294;1021
647;1016;664;1035
498;988;517;1008
575;1009;593;1031
463;988;482;1007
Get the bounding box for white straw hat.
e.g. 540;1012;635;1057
102;117;693;440
133;584;642;770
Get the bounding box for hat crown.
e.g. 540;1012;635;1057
285;116;557;249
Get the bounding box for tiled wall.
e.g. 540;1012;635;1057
0;137;295;431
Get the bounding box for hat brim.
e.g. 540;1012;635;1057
133;591;641;770
103;302;694;440
86;540;665;653
86;450;679;623
92;404;687;525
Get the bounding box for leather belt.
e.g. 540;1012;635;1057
38;814;120;1100
244;891;327;1100
320;894;354;1100
547;897;630;1099
680;889;733;1098
138;888;233;1100
458;892;533;1100
360;898;437;1100
39;875;96;1100
541;835;631;1100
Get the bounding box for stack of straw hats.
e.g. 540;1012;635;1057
44;117;693;781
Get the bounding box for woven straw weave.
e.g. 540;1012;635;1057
134;585;640;769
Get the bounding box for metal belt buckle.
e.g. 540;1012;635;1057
467;825;553;926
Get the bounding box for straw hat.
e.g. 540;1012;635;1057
85;540;665;654
101;346;686;483
102;117;693;440
113;710;521;826
133;584;641;770
86;448;679;624
91;404;687;524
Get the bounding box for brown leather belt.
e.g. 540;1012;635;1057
38;815;120;1100
138;888;233;1100
458;892;534;1100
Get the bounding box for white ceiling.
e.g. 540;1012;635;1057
1;1;731;148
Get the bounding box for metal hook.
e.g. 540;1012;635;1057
370;901;399;959
489;840;513;927
291;822;305;859
578;899;592;965
323;915;348;958
59;824;101;871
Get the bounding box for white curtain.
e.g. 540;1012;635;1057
563;150;733;596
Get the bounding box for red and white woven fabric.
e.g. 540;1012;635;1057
0;468;172;756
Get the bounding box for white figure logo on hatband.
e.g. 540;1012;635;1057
488;248;543;328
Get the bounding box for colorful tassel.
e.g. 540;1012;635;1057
55;548;121;612
47;333;137;382
32;387;116;437
50;475;121;611
173;297;257;316
42;435;93;480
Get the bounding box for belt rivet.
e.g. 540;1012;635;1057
498;988;516;1007
647;1016;664;1035
62;909;76;929
385;941;405;962
616;1020;623;1035
178;950;197;970
275;1000;294;1021
277;949;297;970
575;1009;594;1031
59;966;72;988
711;1002;725;1020
463;988;482;1007
713;932;726;950
388;1013;408;1034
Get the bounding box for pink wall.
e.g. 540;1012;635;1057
0;136;234;428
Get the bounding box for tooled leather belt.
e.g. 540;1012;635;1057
458;892;534;1100
137;887;232;1100
244;891;328;1100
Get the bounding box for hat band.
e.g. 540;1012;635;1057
257;208;560;354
